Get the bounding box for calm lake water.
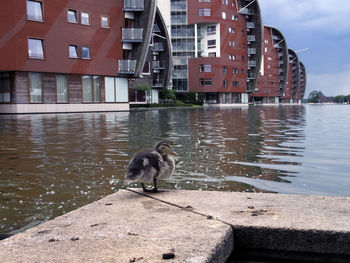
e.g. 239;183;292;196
1;104;350;236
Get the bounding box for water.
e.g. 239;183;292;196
1;105;350;236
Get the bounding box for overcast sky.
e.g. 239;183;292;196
259;0;350;97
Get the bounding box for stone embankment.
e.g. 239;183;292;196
1;189;350;262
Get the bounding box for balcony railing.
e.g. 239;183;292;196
246;22;255;29
239;8;255;15
152;43;164;52
248;60;256;67
123;0;144;11
248;48;256;55
118;60;136;74
122;28;143;42
247;35;256;42
152;61;165;69
152;82;164;88
248;73;256;79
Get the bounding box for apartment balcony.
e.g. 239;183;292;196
171;1;186;11
123;0;144;11
248;73;256;80
247;35;256;42
152;43;164;52
246;22;255;29
153;24;161;33
152;81;164;89
279;69;284;73
239;8;255;15
278;52;283;57
122;28;143;42
279;76;285;81
274;44;283;49
278;60;284;65
152;61;165;70
272;35;281;41
248;48;256;55
248;60;256;67
118;60;136;74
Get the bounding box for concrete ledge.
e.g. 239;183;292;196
0;190;233;263
139;190;350;256
1;189;350;262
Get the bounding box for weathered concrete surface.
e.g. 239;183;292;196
133;190;350;256
0;190;233;263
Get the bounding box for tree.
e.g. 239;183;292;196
159;89;176;101
335;95;345;103
308;90;320;103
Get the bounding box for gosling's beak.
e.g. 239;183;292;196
170;150;179;156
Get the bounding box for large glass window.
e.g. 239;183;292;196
56;74;68;103
29;72;42;103
105;77;115;102
28;38;44;59
0;73;11;103
93;76;100;102
27;0;43;21
82;76;93;102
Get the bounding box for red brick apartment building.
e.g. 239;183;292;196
0;0;172;114
252;25;288;104
280;49;300;104
169;0;263;106
165;0;306;106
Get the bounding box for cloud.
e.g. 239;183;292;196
259;0;350;35
307;69;350;96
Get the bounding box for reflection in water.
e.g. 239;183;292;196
1;105;350;236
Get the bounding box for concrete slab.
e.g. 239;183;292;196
133;189;350;256
0;190;233;263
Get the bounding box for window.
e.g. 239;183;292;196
232;15;238;21
223;79;227;88
265;40;269;44
82;76;93;102
199;8;211;16
101;15;109;28
229;55;235;61
82;47;90;59
207;39;216;48
142;61;151;75
200;78;212;86
229;27;234;34
265;47;268;53
268;57;272;61
208;52;216;57
222;0;228;5
222;11;226;20
28;38;44;59
27;0;43;21
229;41;235;47
233;68;239;74
0;73;11;103
29;72;42;103
69;45;78;58
207;26;216;35
81;76;100;103
56;74;68;103
200;64;211;72
81;12;90;25
105;77;128;103
223;66;227;74
199;0;211;2
68;9;77;23
233;81;239;87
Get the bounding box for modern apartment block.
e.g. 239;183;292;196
165;0;263;106
0;0;172;114
280;49;300;104
252;25;288;104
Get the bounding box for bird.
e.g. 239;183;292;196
124;141;178;193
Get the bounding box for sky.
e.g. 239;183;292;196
259;0;350;97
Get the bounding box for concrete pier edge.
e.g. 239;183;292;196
1;189;350;262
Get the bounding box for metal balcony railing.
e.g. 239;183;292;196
248;73;256;79
247;35;256;42
246;22;255;29
248;48;256;55
122;28;143;42
152;61;165;69
118;60;136;74
123;0;144;11
239;8;255;15
152;82;164;88
248;60;256;67
152;43;164;52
